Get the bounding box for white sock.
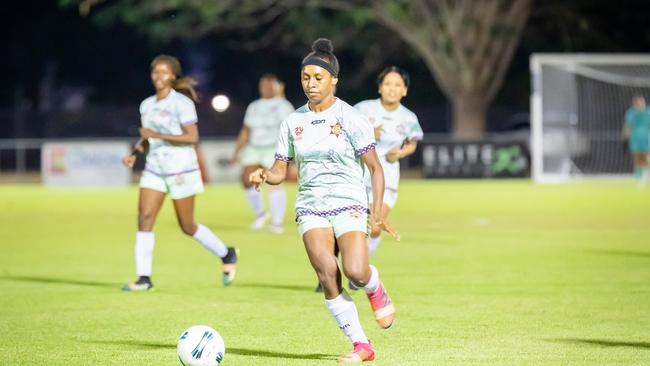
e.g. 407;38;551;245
192;224;228;258
368;236;382;256
135;231;154;276
268;188;286;226
363;265;379;294
325;290;369;344
244;186;265;217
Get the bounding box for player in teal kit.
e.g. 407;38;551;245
623;95;650;181
121;55;237;291
355;66;423;258
249;39;398;363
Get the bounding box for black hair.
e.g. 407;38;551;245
151;54;199;102
301;38;340;77
376;66;410;88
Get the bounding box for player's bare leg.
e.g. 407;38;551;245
304;228;374;362
174;195;238;286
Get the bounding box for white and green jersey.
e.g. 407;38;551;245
355;99;423;191
244;97;295;147
140;89;199;176
275;98;376;217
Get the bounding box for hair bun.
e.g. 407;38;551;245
312;38;334;53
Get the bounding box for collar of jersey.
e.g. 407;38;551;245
307;97;339;114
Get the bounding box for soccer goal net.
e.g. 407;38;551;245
530;54;650;183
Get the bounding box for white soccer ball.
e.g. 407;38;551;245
177;325;225;366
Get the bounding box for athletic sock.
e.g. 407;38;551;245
244;186;265;217
368;236;382;256
325;290;369;344
135;231;154;277
268;188;286;226
192;224;228;258
363;265;379;294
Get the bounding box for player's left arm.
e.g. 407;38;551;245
362;150;385;219
139;123;199;145
362;150;399;240
386;139;418;163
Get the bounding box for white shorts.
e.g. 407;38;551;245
140;169;204;200
297;209;369;238
367;187;398;209
241;145;276;168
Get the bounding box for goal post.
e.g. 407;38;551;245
530;54;650;183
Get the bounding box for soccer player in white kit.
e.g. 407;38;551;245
232;74;294;233
355;66;423;258
121;55;238;291
250;39;397;363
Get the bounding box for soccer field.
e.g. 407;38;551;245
0;180;649;365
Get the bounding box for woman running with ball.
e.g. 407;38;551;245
121;55;238;291
355;66;423;258
249;39;397;363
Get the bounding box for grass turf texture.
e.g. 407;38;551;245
0;180;649;365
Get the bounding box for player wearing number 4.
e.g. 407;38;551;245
250;38;398;363
121;55;238;291
354;66;423;258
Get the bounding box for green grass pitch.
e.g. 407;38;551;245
0;180;649;365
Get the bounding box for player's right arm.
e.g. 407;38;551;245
231;126;250;163
250;118;293;190
249;159;288;191
623;110;632;139
122;137;149;168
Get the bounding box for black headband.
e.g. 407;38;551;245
302;56;338;77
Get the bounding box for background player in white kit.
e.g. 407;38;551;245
355;66;423;258
121;55;238;291
250;38;398;363
232;74;294;233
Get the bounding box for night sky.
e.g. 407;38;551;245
4;1;650;139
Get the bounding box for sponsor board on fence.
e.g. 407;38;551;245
422;140;530;178
42;142;131;186
198;141;241;184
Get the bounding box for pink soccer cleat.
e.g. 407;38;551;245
366;281;395;329
338;341;375;363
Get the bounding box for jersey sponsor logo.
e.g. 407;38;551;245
310;119;326;125
330;118;344;138
159;109;171;118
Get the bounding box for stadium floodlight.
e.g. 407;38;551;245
530;54;650;183
211;94;230;112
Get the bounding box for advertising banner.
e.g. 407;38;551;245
42;141;131;186
198;141;241;184
422;140;530;178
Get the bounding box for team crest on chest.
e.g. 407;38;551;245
294;126;304;140
330;118;344;138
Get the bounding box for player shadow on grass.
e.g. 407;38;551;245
0;275;120;288
236;282;315;292
549;338;650;350
585;249;650;259
84;340;335;360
